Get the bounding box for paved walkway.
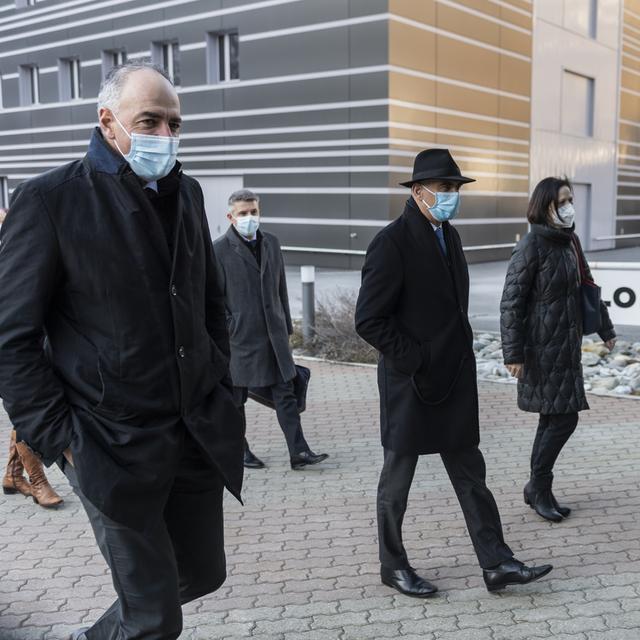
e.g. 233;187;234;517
1;361;639;640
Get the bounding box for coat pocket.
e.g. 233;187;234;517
411;335;467;406
93;357;124;417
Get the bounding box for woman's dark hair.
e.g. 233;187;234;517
526;177;573;224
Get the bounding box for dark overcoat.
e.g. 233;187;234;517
355;198;479;455
212;227;295;388
0;128;244;529
500;224;615;414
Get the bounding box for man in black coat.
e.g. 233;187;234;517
213;189;328;470
355;149;553;597
0;62;244;639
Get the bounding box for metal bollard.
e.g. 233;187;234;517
301;265;316;344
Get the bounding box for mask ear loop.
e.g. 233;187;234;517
420;186;436;211
110;111;132;158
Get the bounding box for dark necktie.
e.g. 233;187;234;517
434;226;447;257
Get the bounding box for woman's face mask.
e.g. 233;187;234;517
550;201;575;229
112;112;179;182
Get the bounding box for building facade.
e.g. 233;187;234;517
0;0;637;268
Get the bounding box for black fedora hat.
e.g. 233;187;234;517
400;148;475;187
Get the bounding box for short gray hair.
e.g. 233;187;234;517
97;61;173;113
228;189;260;207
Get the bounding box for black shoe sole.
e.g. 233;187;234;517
485;565;553;593
381;577;438;598
244;462;266;469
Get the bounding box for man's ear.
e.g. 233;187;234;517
99;108;117;140
226;212;234;223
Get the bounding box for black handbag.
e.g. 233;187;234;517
571;236;601;335
247;364;311;413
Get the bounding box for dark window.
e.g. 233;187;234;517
59;57;81;100
152;41;180;84
18;64;39;105
207;31;239;83
101;49;127;79
0;177;8;210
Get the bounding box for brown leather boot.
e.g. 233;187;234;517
15;441;63;508
2;430;32;497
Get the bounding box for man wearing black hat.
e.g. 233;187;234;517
355;149;553;596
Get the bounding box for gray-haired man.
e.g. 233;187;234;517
213;190;329;470
0;62;244;639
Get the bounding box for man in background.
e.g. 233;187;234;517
214;189;328;471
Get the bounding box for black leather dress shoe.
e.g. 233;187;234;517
483;559;553;592
290;450;329;470
244;447;265;469
524;484;564;522
381;566;438;598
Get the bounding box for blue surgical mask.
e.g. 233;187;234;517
112;113;179;182
421;187;461;222
236;215;260;239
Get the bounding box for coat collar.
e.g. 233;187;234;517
531;223;573;245
404;198;453;274
225;225;260;272
85;127;130;175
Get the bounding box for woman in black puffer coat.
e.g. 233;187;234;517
500;177;616;522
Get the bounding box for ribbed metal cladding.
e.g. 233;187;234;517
0;0;534;268
616;0;640;246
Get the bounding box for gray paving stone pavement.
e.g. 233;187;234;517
0;360;639;639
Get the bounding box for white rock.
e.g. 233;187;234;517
581;352;601;367
614;340;631;354
491;364;510;378
582;343;609;357
591;377;620;391
613;385;633;395
612;355;636;368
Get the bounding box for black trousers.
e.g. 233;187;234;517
234;380;309;456
59;431;226;640
377;447;513;570
530;413;579;491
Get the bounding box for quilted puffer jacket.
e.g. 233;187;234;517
500;224;615;414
